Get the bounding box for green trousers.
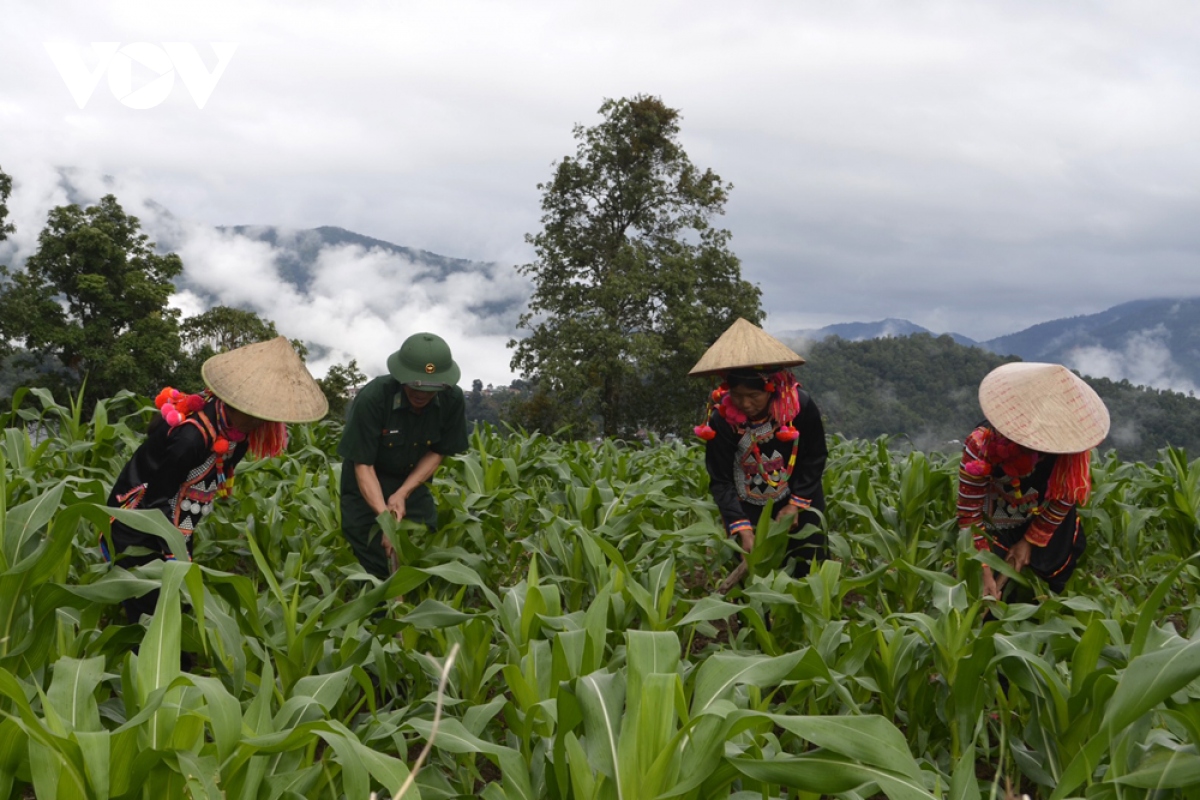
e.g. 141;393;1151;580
341;491;437;580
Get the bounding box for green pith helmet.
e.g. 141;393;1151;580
387;332;461;391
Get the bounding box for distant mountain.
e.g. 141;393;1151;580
981;298;1200;392
801;333;1200;463
220;225;481;287
777;319;978;347
204;225;522;320
777;299;1200;394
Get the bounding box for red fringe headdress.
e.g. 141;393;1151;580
155;387;289;460
695;369;802;441
963;426;1091;505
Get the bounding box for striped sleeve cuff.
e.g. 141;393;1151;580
727;519;753;537
788;495;812;510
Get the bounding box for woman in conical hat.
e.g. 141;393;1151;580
691;319;829;577
957;362;1110;598
104;336;328;624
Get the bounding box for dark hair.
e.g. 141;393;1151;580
726;370;768;392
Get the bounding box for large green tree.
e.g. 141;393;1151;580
0;167;13;244
174;305;281;389
0;167;15;372
317;358;366;420
510;95;763;437
0;194;183;404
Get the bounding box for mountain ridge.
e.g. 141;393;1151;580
777;298;1200;394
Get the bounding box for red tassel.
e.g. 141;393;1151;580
247;422;289;458
776;424;799;441
1047;450;1091;505
694;424;716;441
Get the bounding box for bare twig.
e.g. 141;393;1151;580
393;642;461;799
717;559;748;594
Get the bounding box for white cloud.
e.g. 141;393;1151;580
1066;325;1199;394
4;0;1200;356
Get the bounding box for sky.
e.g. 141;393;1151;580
3;0;1200;388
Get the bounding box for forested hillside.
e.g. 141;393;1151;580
791;333;1200;463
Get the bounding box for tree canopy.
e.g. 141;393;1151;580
510;95;763;438
0;194;183;405
0;167;13;244
172;305;282;391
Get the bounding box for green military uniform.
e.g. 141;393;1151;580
338;336;469;579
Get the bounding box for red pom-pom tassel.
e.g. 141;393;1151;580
963;459;991;477
776;424;799;441
694;424;716;441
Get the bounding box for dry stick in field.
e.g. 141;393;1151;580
382;642;461;800
717;558;748;638
717;558;748;594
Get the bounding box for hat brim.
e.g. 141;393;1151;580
689;318;807;377
387;350;460;390
978;362;1110;453
201;337;329;423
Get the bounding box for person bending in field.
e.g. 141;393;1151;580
691;318;828;578
104;337;328;623
337;332;469;580
957;362;1110;599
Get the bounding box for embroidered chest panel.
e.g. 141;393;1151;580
984;478;1041;528
169;454;221;534
734;421;792;505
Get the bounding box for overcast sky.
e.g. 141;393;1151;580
3;1;1200;388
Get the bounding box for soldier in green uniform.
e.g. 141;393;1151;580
338;332;469;579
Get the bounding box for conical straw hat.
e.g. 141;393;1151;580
978;362;1110;453
689;318;806;377
202;336;329;423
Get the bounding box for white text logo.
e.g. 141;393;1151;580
45;42;238;110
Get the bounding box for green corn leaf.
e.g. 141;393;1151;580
291;666;353;713
689;649;808;715
731;751;936;800
1053;637;1200;800
676;597;743;627
1130;557;1193;659
1;483;65;571
28;737;89;800
108;506;189;567
625;629;679;708
401;599;475;629
1111;748;1200;789
565;731;597;800
74;730;110;800
745;712;925;781
45;656;105;734
577;670;626;786
315;724;419;800
175;750;224;800
136;560;189;704
186;674;243;763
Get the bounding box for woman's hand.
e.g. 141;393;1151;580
1007;538;1032;574
982;564;1001;598
777;503;800;528
738;527;755;554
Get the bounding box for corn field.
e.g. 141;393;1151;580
4;388;1200;799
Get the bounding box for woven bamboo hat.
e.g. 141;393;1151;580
202;336;329;423
689;318;806;377
978;362;1110;453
